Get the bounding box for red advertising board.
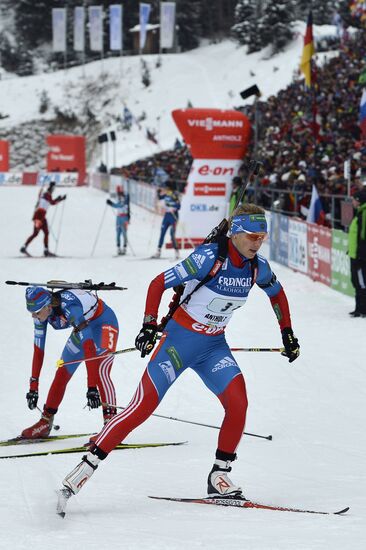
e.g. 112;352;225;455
46;135;86;184
172;109;251;159
307;223;332;286
0;140;9;171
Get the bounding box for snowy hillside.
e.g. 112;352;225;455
0;21;338;171
0;186;365;549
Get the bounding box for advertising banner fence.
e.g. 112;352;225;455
307;223;332;286
331;229;354;296
288;219;308;273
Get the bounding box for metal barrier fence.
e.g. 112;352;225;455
249;187;353;230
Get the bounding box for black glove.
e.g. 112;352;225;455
135;323;158;358
281;328;300;363
57;195;67;202
106;199;113;206
86;387;101;409
26;389;39;410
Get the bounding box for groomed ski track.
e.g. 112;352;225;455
1;186;365;549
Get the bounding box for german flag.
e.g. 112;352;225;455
300;12;315;87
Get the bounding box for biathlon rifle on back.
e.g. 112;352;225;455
5;279;127;291
158;159;263;332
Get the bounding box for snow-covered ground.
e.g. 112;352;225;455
0;21;340;170
0;186;365;549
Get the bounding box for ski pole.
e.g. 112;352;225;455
103;403;272;441
56;347;137;368
231;347;284;353
126;236;136;256
55;346;284;369
90;203;108;257
54;199;66;255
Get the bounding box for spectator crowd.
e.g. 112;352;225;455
112;29;366;222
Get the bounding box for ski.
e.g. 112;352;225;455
5;279;127;291
0;441;187;459
148;496;349;515
0;433;94;447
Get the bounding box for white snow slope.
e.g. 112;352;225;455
0;22;339;170
0;186;365;549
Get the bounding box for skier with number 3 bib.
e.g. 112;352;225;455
57;203;299;515
21;286;119;439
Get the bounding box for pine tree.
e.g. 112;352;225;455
312;1;338;25
261;0;295;54
14;0;51;49
176;0;202;51
231;0;262;53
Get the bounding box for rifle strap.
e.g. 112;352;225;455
159;238;260;332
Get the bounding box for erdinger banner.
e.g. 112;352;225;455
46;135;86;184
0;140;9;171
172;109;251;246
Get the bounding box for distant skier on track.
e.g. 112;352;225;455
106;185;130;256
21;286;119;439
20;181;66;257
56;203;300;515
152;181;181;259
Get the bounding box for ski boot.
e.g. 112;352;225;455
20;245;28;255
56;452;101;517
207;452;243;498
44;248;56;257
21;408;54;439
152;248;161;259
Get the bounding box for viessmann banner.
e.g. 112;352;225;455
172;108;251;245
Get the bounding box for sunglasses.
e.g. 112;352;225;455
243;231;269;242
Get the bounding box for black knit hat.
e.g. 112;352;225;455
353;189;366;204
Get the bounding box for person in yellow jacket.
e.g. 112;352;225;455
348;189;366;317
